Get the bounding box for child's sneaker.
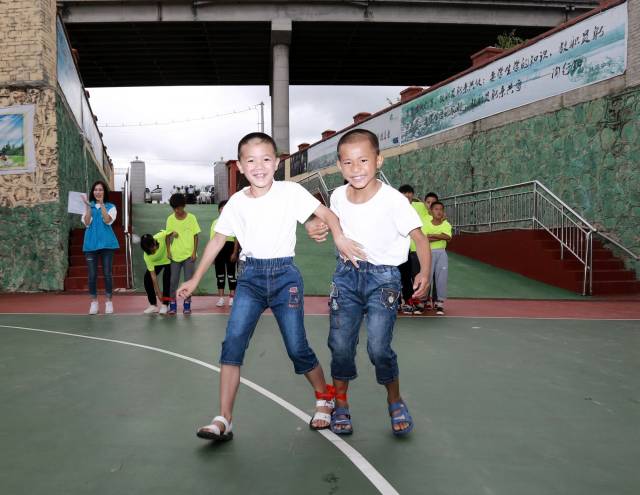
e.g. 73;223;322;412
168;301;177;315
228;297;233;307
158;304;169;315
215;297;225;307
435;304;445;316
105;301;114;314
183;300;192;315
89;301;99;315
143;305;159;314
408;298;423;314
401;304;414;315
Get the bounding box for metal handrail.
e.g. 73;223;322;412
441;180;600;295
299;170;392;206
121;169;134;289
595;231;639;261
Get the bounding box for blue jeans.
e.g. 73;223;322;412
328;260;401;384
85;249;115;299
220;257;319;374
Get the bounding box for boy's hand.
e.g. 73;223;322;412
412;271;430;300
191;252;197;262
334;234;366;267
305;217;329;243
230;252;238;263
168;231;179;239
178;279;197;299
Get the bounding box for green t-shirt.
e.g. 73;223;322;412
166;212;201;262
143;230;171;271
424;219;452;250
210;218;235;242
409;201;433;252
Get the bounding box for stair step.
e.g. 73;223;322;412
64;275;128;291
591;280;640;295
448;229;639;296
69;253;127;266
67;264;129;277
566;269;637;282
562;258;625;270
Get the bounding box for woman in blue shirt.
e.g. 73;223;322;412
82;180;119;314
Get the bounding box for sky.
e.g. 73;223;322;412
88;85;405;199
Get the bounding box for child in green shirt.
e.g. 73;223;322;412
166;193;201;314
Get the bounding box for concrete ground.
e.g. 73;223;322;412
1;313;638;495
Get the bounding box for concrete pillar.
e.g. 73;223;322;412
271;19;292;154
130;158;146;203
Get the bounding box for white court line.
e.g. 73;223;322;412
0;324;399;495
1;312;639;321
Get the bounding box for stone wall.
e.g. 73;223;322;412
0;1;110;291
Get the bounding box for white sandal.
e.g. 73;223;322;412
196;415;233;441
309;386;335;430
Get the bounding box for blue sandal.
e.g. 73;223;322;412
330;406;353;435
388;401;414;436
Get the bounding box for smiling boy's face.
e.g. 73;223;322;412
337;137;383;191
237;138;277;190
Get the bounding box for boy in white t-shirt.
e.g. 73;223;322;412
178;132;364;441
306;129;431;436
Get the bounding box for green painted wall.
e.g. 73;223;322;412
0;97;106;291
324;86;640;272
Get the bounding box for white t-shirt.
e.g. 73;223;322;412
330;181;422;266
81;203;117;226
214;181;320;260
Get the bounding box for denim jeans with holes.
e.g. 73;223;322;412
328;259;402;384
85;249;115;299
219;257;319;374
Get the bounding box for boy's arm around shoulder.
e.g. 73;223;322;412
312;204;366;266
409;228;432;300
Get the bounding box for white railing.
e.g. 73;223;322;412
121;169;134;289
441;180;598;295
299;170;391;206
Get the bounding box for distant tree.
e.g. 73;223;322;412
496;30;525;50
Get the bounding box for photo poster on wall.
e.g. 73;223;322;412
0;104;36;176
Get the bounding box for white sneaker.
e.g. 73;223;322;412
143;305;159;314
89;301;99;315
158;304;168;315
228;297;233;307
215;297;225;307
105;301;114;314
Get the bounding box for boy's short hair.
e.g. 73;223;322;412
218;199;228;210
237;132;277;158
140;233;157;254
431;201;444;209
425;192;439;201
398;184;415;195
337;128;380;156
169;193;186;209
89;180;110;203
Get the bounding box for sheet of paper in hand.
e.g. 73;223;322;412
68;191;87;215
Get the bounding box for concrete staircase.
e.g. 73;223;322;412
448;230;640;295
